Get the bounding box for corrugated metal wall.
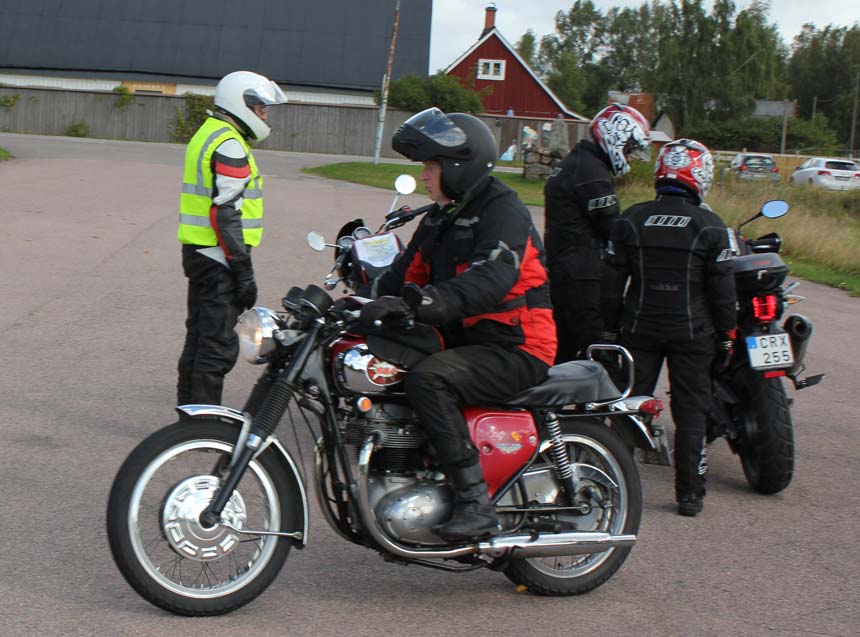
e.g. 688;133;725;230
0;86;510;157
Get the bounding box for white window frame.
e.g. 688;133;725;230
477;58;506;81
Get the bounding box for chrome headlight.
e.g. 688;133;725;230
237;307;280;364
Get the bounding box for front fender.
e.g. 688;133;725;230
176;404;309;548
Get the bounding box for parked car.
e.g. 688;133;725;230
790;157;860;190
728;153;781;182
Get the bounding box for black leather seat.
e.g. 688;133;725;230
506;360;621;408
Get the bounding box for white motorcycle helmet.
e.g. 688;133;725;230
214;71;287;142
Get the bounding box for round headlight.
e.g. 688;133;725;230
237;307;280;364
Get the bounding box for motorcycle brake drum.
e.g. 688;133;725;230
160;475;248;562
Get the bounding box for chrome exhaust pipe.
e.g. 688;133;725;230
356;438;637;561
478;532;636;559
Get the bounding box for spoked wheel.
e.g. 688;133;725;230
107;420;299;616
504;419;642;595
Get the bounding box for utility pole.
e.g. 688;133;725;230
780;99;790;155
373;0;400;164
812;95;817;119
850;67;860;159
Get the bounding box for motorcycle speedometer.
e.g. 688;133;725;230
352;226;373;239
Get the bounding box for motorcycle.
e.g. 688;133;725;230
707;199;824;494
107;176;670;616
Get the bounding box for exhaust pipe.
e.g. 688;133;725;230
356;438;636;561
783;314;812;377
478;532;636;559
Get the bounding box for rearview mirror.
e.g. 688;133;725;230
394;174;417;195
307;231;327;252
761;200;789;219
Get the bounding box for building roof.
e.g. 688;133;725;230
0;0;430;92
445;26;587;121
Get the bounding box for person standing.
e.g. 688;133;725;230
176;71;287;406
605;139;737;517
359;108;556;540
543;103;651;362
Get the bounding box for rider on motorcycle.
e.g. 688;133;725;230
359;108;557;541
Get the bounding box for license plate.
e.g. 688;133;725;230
746;332;794;369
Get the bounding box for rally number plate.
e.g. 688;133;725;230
746;332;794;370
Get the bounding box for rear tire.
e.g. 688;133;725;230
107;420;299;615
738;377;795;494
503;419;642;596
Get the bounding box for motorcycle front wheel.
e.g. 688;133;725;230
503;419;642;596
107;420;297;616
737;374;795;494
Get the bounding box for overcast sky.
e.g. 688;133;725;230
428;0;860;72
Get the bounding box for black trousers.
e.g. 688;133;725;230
177;245;241;406
551;278;602;364
623;332;714;499
403;344;549;468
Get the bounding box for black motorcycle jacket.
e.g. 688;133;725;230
605;192;737;340
372;177;557;366
543;139;620;280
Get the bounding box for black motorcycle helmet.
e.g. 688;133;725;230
392;107;497;201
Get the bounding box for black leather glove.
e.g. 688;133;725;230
231;259;258;310
713;330;735;372
359;295;410;328
413;285;451;325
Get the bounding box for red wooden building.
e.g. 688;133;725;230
445;5;587;121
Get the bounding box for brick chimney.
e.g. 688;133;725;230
483;3;497;32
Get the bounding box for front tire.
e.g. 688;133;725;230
504;419;642;596
106;420;298;616
738;377;795;494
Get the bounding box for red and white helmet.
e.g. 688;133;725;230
589;103;651;176
654;138;715;202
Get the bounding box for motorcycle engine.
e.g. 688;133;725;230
344;401;453;545
367;474;454;546
344;402;427;472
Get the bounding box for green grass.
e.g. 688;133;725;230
301;161;860;295
0;147;11;161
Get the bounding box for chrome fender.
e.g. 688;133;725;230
176;404;309;547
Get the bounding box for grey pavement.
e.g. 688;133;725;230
0;133;857;636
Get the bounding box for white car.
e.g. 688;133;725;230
790;157;860;190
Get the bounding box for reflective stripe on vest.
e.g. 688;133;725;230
177;117;264;246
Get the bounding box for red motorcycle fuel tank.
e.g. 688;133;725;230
464;407;538;497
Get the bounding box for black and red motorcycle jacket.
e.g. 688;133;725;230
372;177;557;366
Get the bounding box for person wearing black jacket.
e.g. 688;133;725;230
359;108;557;541
605;139;737;517
544;103;651;362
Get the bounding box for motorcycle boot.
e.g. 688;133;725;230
434;462;501;541
677;493;704;517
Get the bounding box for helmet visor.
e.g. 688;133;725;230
403;108;468;147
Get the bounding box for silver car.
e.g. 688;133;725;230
790;157;860;190
729;152;781;182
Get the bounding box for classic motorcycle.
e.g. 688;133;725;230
107;176;670;616
706;199;824;494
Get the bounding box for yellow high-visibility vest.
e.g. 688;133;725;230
177;117;263;247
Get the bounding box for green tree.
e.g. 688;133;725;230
385;72;485;113
515;29;537;68
787;24;860;150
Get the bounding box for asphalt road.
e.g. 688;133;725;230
1;133;857;636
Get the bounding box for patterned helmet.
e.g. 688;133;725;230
654;138;715;202
589;103;651;176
